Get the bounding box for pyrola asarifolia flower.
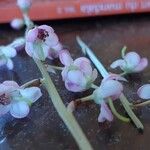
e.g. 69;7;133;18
10;18;24;30
137;84;150;99
59;50;98;92
98;102;113;122
17;0;32;12
0;81;42;118
110;51;148;73
25;25;62;60
93;77;124;122
0;46;17;70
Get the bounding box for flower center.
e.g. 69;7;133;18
0;94;10;105
37;29;49;42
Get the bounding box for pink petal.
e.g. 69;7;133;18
65;81;84;92
45;32;59;47
137;84;150;99
67;70;86;86
25;42;34;57
38;25;54;33
0;81;19;95
61;67;68;81
26;27;38;42
124;52;141;67
98;102;113;122
51;42;63;52
100;80;123;99
110;59;124;69
74;57;92;75
67;101;75;112
92;69;98;81
103;73;127;82
0;104;11;117
134;58;148;72
10;101;30;118
59;50;73;66
3;81;19;88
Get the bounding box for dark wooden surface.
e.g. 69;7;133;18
0;14;150;150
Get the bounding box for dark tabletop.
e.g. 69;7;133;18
0;14;150;150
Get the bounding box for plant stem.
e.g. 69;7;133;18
119;72;127;76
91;84;99;89
77;36;144;130
46;64;63;71
34;58;93;150
108;98;130;122
132;100;150;108
77;95;93;102
119;94;144;130
121;46;127;58
20;78;43;88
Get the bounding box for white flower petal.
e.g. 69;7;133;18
10;101;29;118
137;84;150;99
67;70;86;86
110;59;124;69
98;102;113;122
124;52;140;68
6;59;14;70
0;104;11;117
59;50;73;66
2;46;16;58
100;80;123;99
20;87;42;103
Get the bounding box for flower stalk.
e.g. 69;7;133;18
108;98;130;122
76;36;144;130
34;58;93;150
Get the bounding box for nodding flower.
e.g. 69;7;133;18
25;25;62;60
59;50;98;92
0;81;42;119
110;51;148;74
93;75;124;122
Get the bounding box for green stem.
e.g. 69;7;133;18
91;84;99;89
78;95;93;102
23;13;34;30
46;64;63;71
121;46;127;58
34;58;93;150
119;94;144;130
77;36;144;130
108;98;130;122
119;72;127;76
132;100;150;108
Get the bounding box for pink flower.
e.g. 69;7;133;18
98;102;113;122
93;77;123;122
10;18;24;30
17;0;32;12
0;81;42;118
137;84;150;99
110;51;148;73
0;46;17;70
25;25;62;60
59;50;97;92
